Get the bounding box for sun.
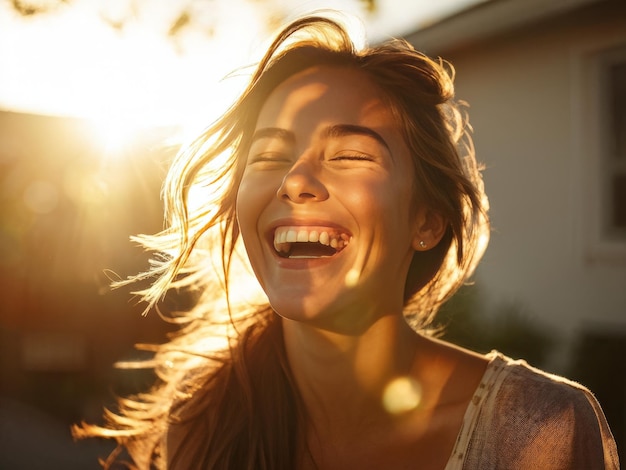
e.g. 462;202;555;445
0;0;274;147
88;115;144;155
0;0;481;132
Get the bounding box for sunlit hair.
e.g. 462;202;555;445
73;14;489;469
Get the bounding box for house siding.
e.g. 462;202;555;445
410;1;626;369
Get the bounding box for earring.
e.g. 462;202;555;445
419;240;427;248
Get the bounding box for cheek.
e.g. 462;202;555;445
236;172;278;247
346;178;413;222
358;178;417;249
236;175;260;243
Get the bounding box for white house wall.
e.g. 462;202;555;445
414;4;626;369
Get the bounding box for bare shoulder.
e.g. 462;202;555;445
416;333;489;367
412;334;489;405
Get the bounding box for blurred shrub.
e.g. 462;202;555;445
435;285;555;368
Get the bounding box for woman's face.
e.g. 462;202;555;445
236;66;424;332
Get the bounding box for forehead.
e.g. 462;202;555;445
256;66;399;136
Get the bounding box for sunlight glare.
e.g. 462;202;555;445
88;115;143;155
0;0;264;132
0;0;483;123
63;166;108;208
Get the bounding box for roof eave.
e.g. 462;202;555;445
405;0;605;54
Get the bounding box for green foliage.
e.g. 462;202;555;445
567;331;626;464
435;285;556;368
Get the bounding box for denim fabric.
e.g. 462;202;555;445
445;351;619;469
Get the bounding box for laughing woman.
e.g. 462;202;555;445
75;15;619;470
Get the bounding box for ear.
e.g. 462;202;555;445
412;208;447;251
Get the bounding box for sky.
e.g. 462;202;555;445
0;0;483;132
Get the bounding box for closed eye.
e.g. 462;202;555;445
247;152;291;165
335;156;370;161
331;153;374;161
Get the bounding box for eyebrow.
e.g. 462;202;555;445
251;124;390;151
251;127;296;145
323;124;390;152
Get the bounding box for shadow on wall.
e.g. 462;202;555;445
437;284;626;464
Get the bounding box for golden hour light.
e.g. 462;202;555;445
0;0;274;144
0;0;482;129
0;0;375;139
87;115;146;156
9;2;585;469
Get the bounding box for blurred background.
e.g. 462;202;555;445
0;0;624;467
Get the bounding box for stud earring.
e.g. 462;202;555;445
419;240;427;248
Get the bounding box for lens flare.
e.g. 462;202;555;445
23;180;59;214
345;268;360;287
382;376;422;415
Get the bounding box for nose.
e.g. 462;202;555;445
277;157;329;203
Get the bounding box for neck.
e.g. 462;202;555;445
282;313;420;431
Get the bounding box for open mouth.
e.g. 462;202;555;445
273;226;351;259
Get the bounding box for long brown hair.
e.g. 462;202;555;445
73;14;489;469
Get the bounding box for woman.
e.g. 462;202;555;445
75;15;619;469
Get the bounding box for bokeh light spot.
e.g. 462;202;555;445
23;180;58;214
382;376;422;415
345;268;360;287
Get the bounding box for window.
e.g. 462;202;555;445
575;39;626;262
604;51;626;239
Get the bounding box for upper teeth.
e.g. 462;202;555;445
273;226;351;256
